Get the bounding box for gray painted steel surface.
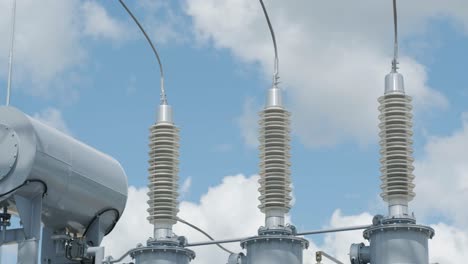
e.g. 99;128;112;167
131;246;195;264
241;235;308;264
364;223;434;264
0;106;128;235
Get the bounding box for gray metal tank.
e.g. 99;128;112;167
363;221;434;264
241;235;308;264
0;106;128;235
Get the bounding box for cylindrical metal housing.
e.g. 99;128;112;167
378;93;415;216
132;246;195;264
385;72;405;94
258;106;292;225
147;121;180;234
364;223;434;264
0;106;128;235
241;235;308;264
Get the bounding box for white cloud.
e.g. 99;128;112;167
180;176;192;198
137;0;189;45
102;175;263;263
184;0;458;147
0;0;84;94
430;223;468;263
414;113;468;228
102;174;468;264
102;186;152;261
81;1;129;42
0;0;126;99
237;98;260;148
33;107;70;134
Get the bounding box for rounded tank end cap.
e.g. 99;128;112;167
0;124;19;180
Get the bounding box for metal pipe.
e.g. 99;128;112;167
186;237;247;248
186;225;371;248
87;247;105;264
6;0;17;106
296;225;371;236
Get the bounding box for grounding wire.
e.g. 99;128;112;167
177;217;235;255
118;0;167;105
6;0;16;106
259;0;279;85
392;0;399;72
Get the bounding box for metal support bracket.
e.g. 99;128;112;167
316;251;344;264
15;193;43;264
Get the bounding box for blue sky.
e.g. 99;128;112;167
1;0;468;263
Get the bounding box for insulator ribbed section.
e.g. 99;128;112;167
147;123;179;226
258;107;292;213
379;94;415;203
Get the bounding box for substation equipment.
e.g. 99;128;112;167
0;106;128;263
0;0;439;263
102;1;196;264
348;1;435;263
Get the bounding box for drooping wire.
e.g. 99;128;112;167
6;0;17;106
177;217;235;255
259;0;279;86
391;0;399;72
118;0;167;104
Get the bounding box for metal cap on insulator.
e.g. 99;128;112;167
266;87;283;107
157;104;173;123
385;71;405;95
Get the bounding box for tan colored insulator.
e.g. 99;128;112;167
147;123;180;226
258;107;292;213
379;94;415;203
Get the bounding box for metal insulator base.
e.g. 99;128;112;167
258;107;292;215
147;123;180;226
378;94;415;205
131;244;195;264
241;234;308;264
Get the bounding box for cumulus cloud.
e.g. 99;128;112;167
136;0;190;45
0;0;126;99
33;107;71;134
414;113;468;228
81;1;129;42
184;0;457;147
0;0;84;92
237;98;260;148
430;223;468;263
102;174;467;264
102;175;263;263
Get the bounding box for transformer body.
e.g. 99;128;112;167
0;106;128;235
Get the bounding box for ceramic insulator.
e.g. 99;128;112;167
147;123;180;226
379;94;415;204
258;107;292;214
